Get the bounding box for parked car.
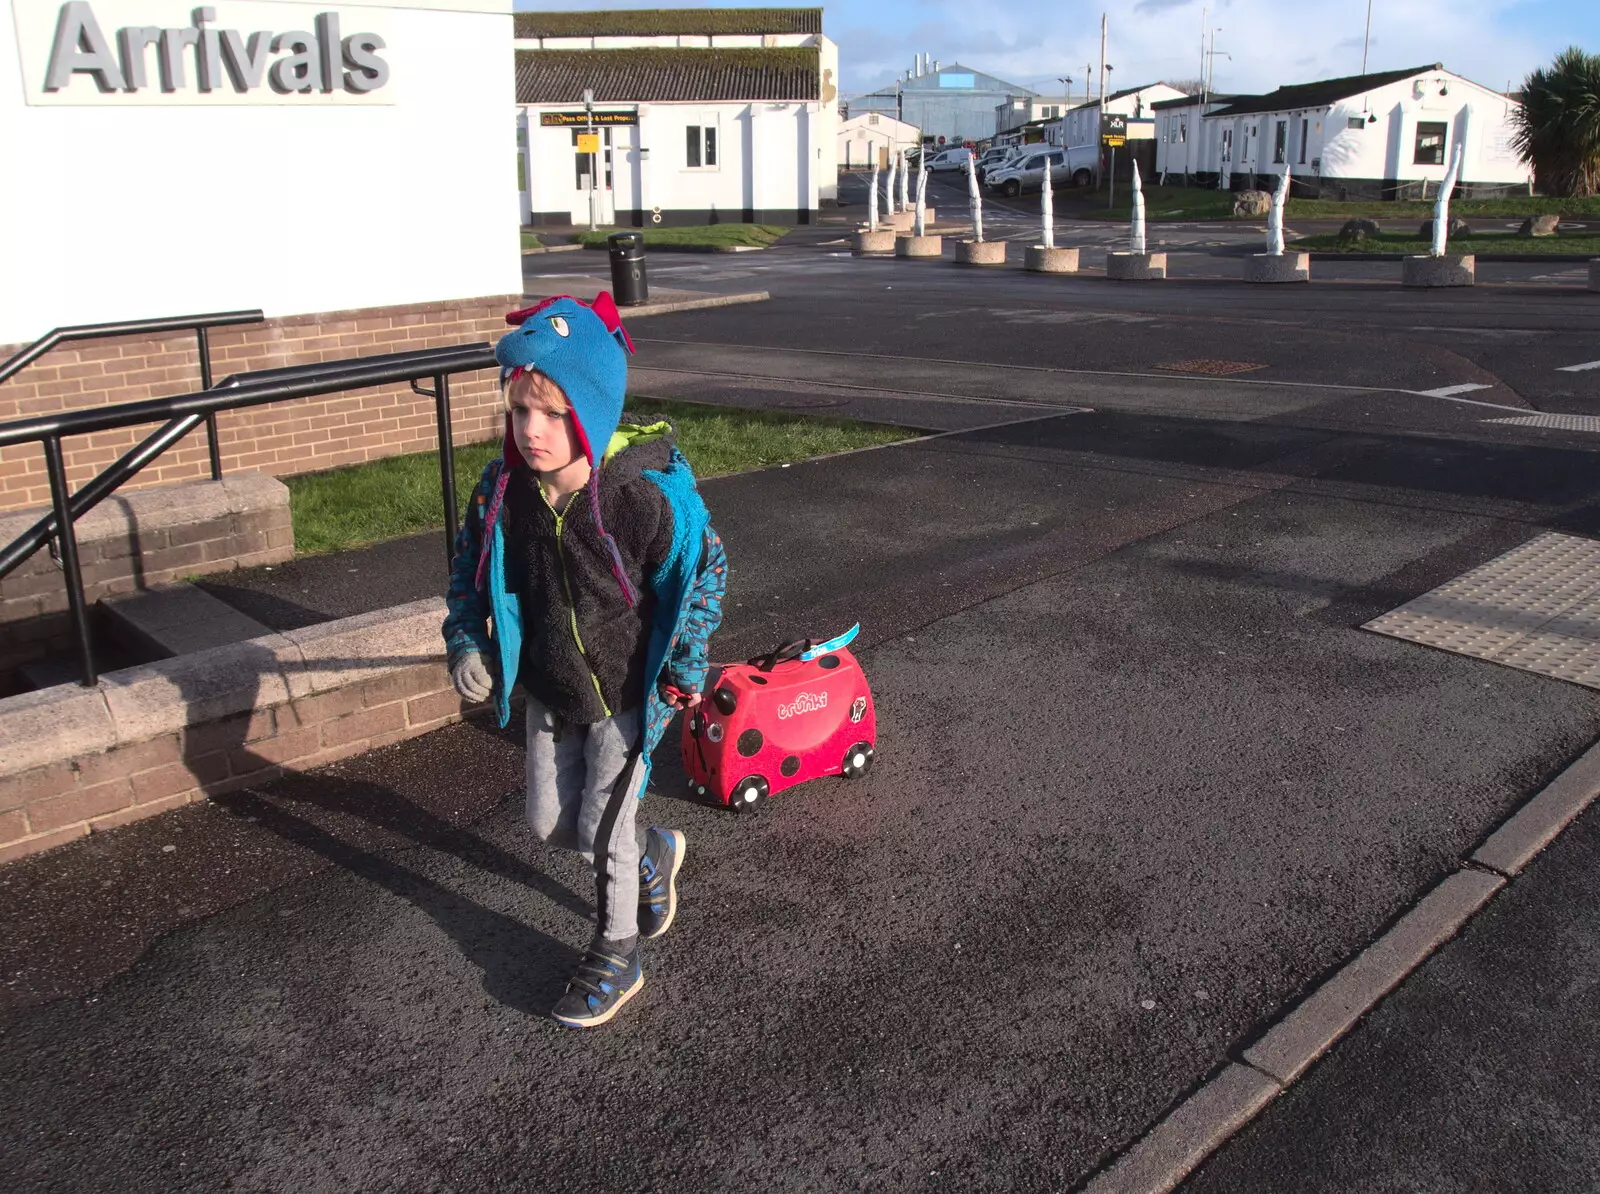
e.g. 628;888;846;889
925;147;973;172
979;144;1029;183
985;144;1096;195
974;146;1014;180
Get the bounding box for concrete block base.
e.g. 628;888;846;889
1402;253;1475;288
1025;246;1080;273
1589;258;1600;292
1105;251;1168;280
895;235;943;259
103;582;272;659
889;211;915;231
1243;252;1311;283
956;240;1008;266
853;229;897;254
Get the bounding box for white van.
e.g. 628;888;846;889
925;147;973;172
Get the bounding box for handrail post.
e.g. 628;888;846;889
433;372;459;567
196;327;223;479
41;437;97;687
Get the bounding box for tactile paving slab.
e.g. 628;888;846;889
1365;532;1600;688
1485;413;1600;433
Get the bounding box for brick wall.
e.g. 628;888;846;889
0;599;470;865
0;294;523;514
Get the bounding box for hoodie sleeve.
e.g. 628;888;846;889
665;524;727;693
441;461;500;666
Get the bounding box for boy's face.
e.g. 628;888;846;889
508;371;584;473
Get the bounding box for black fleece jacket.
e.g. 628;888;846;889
501;421;677;724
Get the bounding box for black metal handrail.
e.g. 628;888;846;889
0;340;497;688
0;310;266;482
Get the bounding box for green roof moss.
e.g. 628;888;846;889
515;9;823;39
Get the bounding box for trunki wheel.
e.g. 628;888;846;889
841;741;875;780
730;775;769;812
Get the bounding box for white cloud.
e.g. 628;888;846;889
840;0;1559;100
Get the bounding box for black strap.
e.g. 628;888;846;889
747;639;812;673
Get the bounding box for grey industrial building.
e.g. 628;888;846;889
849;59;1037;147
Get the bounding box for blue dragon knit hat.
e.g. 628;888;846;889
494;293;641;607
495;293;635;465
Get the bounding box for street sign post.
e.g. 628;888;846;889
1100;113;1128;207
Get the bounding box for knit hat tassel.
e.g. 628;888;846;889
588;478;640;608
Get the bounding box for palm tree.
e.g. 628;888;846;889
1512;47;1600;196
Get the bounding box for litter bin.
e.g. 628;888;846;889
607;232;649;306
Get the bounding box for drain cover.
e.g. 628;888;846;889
1485;414;1600;433
1365;532;1600;689
1152;359;1267;375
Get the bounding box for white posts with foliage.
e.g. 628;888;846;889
967;155;985;243
914;165;930;236
1041;161;1055;249
1431;141;1464;257
1130;160;1146;254
898;150;910;213
869;160;880;230
1267;166;1290;255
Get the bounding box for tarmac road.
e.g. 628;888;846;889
4;250;1600;1191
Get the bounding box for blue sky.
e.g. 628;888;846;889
518;1;1598;101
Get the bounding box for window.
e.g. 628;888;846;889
1220;128;1233;162
1347;116;1365;130
1273;120;1287;163
1023;154;1044;170
686;124;717;168
1299;118;1308;163
1414;121;1447;165
868;113;880;125
1177;120;1187;143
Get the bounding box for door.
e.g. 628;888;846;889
1022;153;1045;188
570;127;615;225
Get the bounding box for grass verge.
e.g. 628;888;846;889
520;232;542;250
1076;185;1600;223
1291;231;1600;254
285;396;911;554
574;223;789;249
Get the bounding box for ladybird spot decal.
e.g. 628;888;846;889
781;755;800;777
737;728;764;757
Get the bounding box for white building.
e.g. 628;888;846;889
1156;64;1532;198
838;112;920;169
1057;83;1188;150
995;94;1069;137
515;8;838;226
1;0;519;347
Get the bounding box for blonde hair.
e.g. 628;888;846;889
504;368;571;415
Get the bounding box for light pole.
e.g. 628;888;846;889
583;87;596;231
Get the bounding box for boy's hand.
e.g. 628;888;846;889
451;652;493;703
658;682;702;709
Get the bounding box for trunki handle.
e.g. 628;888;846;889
747;639;813;673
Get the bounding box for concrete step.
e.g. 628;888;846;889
101;582;273;660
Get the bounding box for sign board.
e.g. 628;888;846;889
1102;135;1126;148
575;133;600;154
1126;118;1156;141
540;110;636;126
1100;113;1128;141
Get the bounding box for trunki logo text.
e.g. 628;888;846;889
36;2;389;103
777;691;829;719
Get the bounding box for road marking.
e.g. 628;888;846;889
1557;360;1600;373
1416;383;1493;398
1486;413;1600;433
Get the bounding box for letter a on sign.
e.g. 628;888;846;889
45;2;128;92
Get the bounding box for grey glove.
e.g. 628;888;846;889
451;652;493;703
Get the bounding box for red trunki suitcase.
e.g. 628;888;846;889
680;626;877;810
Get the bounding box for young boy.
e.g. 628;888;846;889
442;293;727;1028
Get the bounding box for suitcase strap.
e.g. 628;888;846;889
748;639;812;672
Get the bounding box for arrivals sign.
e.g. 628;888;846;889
17;1;394;105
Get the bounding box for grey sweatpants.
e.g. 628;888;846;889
524;696;648;943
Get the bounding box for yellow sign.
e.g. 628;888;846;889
576;133;601;154
1102;135;1126;147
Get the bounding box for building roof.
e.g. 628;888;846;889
1203;64;1442;116
516;47;820;104
1066;82;1181;112
856;63;1037;99
514;9;823;39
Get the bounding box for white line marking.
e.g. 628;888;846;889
1416;383;1493;398
1557;360;1600;373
